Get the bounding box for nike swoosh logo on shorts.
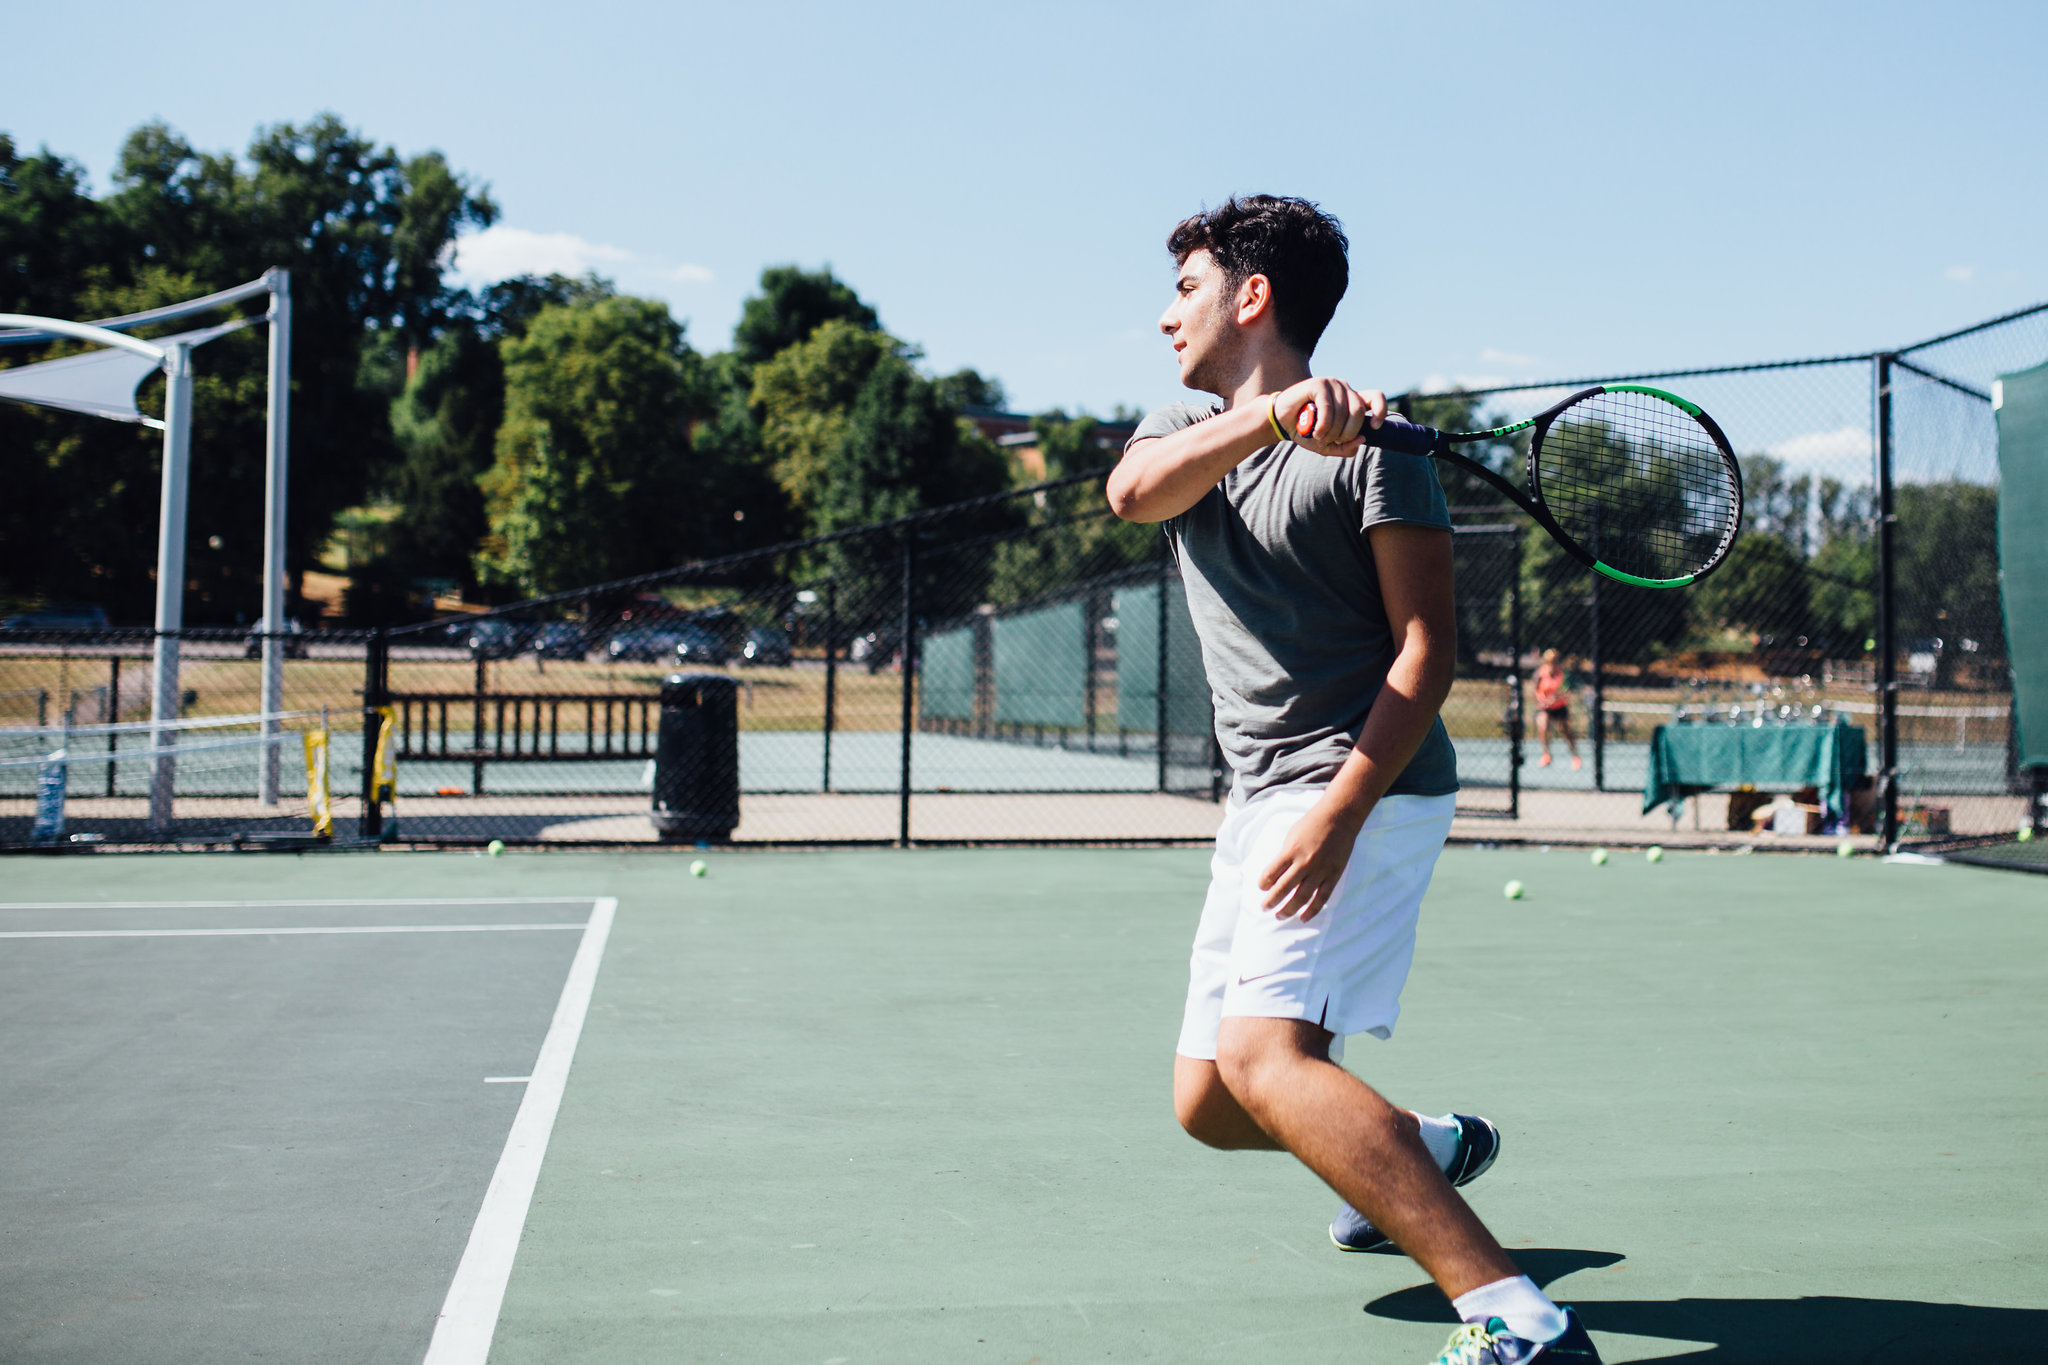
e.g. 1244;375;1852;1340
1235;969;1283;985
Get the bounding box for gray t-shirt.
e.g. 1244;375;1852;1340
1128;401;1459;803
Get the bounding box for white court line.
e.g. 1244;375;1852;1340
424;896;616;1365
0;897;602;910
0;924;587;940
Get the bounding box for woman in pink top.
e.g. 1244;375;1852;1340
1532;648;1581;771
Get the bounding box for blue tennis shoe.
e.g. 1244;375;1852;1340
1330;1112;1501;1253
1429;1309;1601;1364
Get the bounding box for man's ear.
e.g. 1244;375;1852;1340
1235;273;1276;328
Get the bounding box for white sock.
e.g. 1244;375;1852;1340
1411;1111;1462;1171
1451;1275;1568;1344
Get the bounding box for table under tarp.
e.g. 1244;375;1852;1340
1642;721;1868;818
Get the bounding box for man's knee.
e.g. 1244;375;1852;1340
1173;1057;1237;1147
1214;1017;1325;1109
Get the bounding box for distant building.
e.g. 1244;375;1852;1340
962;410;1140;482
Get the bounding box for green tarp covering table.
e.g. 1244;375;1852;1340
1642;721;1868;819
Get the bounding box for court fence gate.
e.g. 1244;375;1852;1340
3;301;2044;853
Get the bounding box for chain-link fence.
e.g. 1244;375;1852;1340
5;303;2043;852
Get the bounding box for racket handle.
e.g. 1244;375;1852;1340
1293;402;1437;456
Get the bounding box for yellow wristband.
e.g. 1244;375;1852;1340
1266;396;1290;444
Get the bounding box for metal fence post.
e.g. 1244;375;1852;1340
360;628;388;841
1590;569;1605;791
1876;352;1900;848
821;580;837;794
471;650;487;795
898;531;916;847
1509;527;1524;821
105;656;120;797
1156;546;1170;793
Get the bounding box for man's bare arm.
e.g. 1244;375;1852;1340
1258;522;1457;919
1106;379;1388;524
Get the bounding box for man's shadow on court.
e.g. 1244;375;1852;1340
1363;1248;2048;1362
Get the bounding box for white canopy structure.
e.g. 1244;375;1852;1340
0;271;293;826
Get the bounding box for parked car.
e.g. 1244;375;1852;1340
465;619;533;660
242;618;309;658
1;603;111;632
738;626;792;667
850;628;906;673
532;622;587;660
672;623;730;666
607;624;691;662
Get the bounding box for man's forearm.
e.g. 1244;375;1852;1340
1107;404;1279;523
1320;646;1455;829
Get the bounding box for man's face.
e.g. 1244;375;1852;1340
1158;249;1240;395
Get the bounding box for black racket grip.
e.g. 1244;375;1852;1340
1293;402;1439;455
1363;418;1438;455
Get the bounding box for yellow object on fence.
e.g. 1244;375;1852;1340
303;729;332;838
371;705;397;806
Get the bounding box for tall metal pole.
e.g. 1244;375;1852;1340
148;341;195;833
1876;353;1900;849
1156;549;1170;793
1508;528;1524;821
897;534;916;847
361;629;389;841
821;580;837;793
1589;570;1605;791
259;270;292;803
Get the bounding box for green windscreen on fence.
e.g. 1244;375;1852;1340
992;602;1086;727
1997;362;2048;771
1114;580;1209;737
921;625;976;722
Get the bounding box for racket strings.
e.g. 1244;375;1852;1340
1534;390;1740;581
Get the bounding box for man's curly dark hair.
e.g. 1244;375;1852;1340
1167;195;1349;356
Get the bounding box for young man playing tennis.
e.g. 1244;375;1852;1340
1107;196;1600;1365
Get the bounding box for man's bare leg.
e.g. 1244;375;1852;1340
1211;1015;1519;1300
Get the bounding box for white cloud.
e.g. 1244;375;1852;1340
1943;265;1976;284
1765;424;1871;476
446;225;713;288
1416;372;1516;394
1478;346;1538;369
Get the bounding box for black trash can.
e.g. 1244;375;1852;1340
651;672;739;843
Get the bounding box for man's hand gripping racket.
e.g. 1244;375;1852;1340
1294;384;1744;588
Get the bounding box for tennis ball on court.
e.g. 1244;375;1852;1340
690;859;708;878
1646;845;1664;864
1837;840;1855;858
1590;848;1609;866
1503;879;1525;900
487;839;505;857
2018;826;2035;843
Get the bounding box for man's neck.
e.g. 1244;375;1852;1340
1216;350;1312;411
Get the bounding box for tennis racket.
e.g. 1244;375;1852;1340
1297;384;1743;588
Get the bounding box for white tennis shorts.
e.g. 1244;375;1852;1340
1177;786;1455;1063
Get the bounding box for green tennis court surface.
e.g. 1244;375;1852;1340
4;848;2043;1363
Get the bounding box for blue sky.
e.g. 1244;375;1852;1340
9;0;2044;423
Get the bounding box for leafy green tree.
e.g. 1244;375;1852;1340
385;328;504;591
1894;480;2003;682
983;410;1153;608
932;368;1006;414
751;318;899;519
1808;477;1875;650
475;296;696;595
0;115;494;622
1691;532;1811;643
731;264;878;368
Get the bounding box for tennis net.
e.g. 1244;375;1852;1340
0;710;341;845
